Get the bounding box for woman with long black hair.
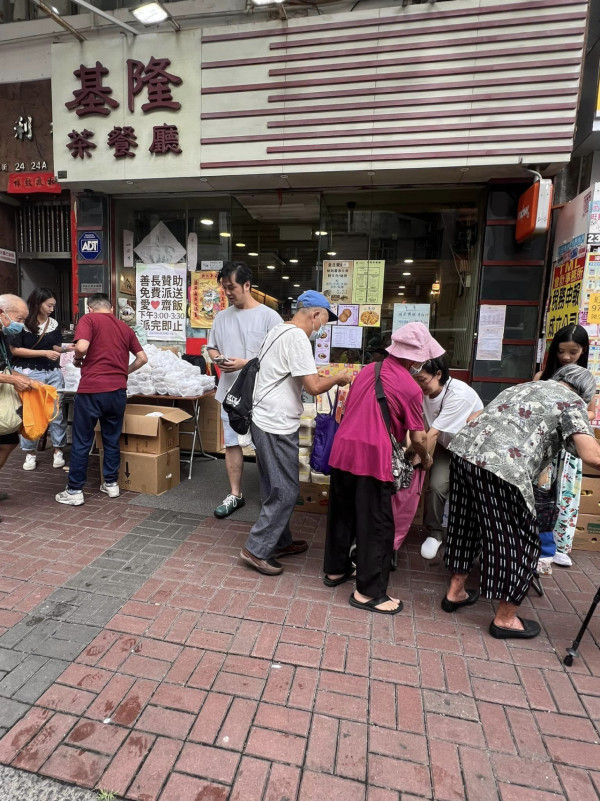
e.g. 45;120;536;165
8;287;73;470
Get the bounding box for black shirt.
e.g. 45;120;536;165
8;320;62;371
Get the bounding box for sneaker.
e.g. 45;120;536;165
55;489;84;506
214;493;245;519
53;450;65;469
421;536;442;559
100;482;120;498
553;551;573;567
23;454;37;471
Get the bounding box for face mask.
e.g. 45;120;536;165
309;323;326;342
409;362;424;376
1;313;24;335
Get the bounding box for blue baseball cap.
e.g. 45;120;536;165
297;290;338;322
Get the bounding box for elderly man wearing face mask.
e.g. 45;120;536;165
0;295;36;503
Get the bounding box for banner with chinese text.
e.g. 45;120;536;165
136;263;186;342
352;260;385;304
546;254;585;342
322;260;353;303
190;271;227;328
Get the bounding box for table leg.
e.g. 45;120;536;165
184;398;216;479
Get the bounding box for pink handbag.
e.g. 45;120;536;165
392;466;426;551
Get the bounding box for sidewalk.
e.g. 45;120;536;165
0;451;598;800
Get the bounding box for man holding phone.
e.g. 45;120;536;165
207;261;282;519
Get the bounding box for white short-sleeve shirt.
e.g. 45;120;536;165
423;378;483;449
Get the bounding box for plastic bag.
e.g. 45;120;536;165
0;370;22;436
309;389;339;476
20;382;59;441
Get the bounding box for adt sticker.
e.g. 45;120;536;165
78;231;102;261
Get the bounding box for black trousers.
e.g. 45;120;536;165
323;468;395;599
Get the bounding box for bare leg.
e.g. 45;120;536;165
446;573;469;603
353;590;400;612
225;444;244;497
493;601;524;630
0;444;17;470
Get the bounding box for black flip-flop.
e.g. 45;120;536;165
348;593;403;615
489;617;541;640
323;570;355;588
441;589;480;613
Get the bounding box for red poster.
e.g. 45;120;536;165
7;172;62;194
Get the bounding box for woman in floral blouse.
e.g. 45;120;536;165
442;364;600;640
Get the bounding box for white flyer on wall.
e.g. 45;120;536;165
136;263;187;342
392;303;430;330
476;304;506;361
331;325;363;349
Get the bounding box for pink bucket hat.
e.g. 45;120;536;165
386;322;445;362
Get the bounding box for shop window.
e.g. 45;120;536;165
471;381;516;406
483;224;547;263
480;266;543;302
473;344;536;380
504;305;539;340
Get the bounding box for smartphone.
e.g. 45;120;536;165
214;356;231;365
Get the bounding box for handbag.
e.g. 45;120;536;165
310;388;339;476
0;338;22;436
374;362;414;492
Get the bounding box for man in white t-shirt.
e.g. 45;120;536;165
207;262;282;519
241;290;351;576
413;357;484;559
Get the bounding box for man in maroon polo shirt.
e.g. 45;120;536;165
55;293;147;506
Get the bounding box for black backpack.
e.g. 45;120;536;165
223;328;293;435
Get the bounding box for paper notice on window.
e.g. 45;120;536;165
476;304;506;361
331;325;363;349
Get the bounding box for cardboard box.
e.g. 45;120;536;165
178;394;223;454
96;404;190;455
101;448;180;495
573;513;600;551
296;481;329;515
579;477;600;515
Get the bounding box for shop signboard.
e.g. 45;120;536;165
0;249;16;265
136;263;186;342
546;254;585;341
515;179;553;243
190;271;227;328
78;231;102;261
352;260;385;305
322;260;354;303
7;172;61;194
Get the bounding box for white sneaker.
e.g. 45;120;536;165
23;454;37;471
553;551;573;567
53;450;65;468
421;536;442;559
55;489;84;506
100;482;120;498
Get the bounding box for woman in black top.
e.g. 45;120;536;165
8;287;73;471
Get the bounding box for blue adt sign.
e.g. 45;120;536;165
78;231;101;261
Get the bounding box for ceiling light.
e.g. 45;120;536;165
289;258;298;263
251;0;284;4
131;0;179;28
398;292;404;296
293;283;300;287
266;265;275;270
315;231;328;236
288;296;293;300
326;251;337;256
248;252;258;257
200;218;213;226
235;242;245;248
432;282;441;292
402;272;411;276
252;284;259;288
404;258;414;264
220;232;231;238
282;276;289;280
398;285;405;289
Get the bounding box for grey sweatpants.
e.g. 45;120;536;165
244;422;299;559
423;443;451;542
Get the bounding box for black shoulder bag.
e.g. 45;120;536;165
374;362;414;492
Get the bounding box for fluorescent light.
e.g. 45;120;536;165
326;251;337;256
288;296;293;300
315;231;328;236
200;218;213;226
289;258;298;264
402;272;411;276
132;1;168;24
398;292;404;296
235;242;245;248
266;265;275;270
220;232;231;238
282;276;289;280
404;258;414;264
248;252;258;257
250;0;284;5
293;283;300;287
398;285;405;289
252;284;259;288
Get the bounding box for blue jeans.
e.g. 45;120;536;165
67;390;127;491
14;367;67;451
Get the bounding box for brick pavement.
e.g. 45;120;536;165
0;454;599;800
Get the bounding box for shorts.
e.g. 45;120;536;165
221;406;240;448
0;431;19;445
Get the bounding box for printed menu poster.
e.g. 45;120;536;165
336;304;359;326
392;303;430;331
331;325;362;349
352;260;385;304
475;304;506;361
190;271;227;328
136;263;186;342
322;260;354;303
359;304;381;327
317;363;362;423
315;325;331;365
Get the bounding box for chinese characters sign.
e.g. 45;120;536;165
546;255;585;341
7;172;61;194
322;260;354;303
136;264;186;342
352;260;385;305
392;303;430;331
52;33;201;182
190;272;227;329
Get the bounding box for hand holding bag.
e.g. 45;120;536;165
0;338;22;436
310;388;339;476
375;362;414;492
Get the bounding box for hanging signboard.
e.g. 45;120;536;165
515;179;553;243
190;271;227;328
136;263;186;342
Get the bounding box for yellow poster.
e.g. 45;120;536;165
190;271;227;328
322;260;354;303
546;255;584;341
358;304;381;327
352;260;385;305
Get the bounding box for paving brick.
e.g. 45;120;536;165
217;697;257;750
478;701;515;753
13;712;77;772
229;755;270;801
395;683;425;734
369;725;428;764
187;651;226;690
315;688;368;723
305;713;338;773
262;663;293;705
151;683;206;714
66;719;129;755
429;739;463;801
56;662;112;692
427;712;485;748
459;745;498;801
504;708;547;759
544;736;600;771
164;646;203;685
212;671;265;700
423;688;480;721
175;742;240;783
336;720;368;781
321;633;347;672
0;705;52;763
369;754;432;796
111;678;158;727
40;744;110;788
298;770;366;801
471;677;529;709
86;673;135;721
245;725;306;765
135;704;195;739
288;666;318;710
159;773;230;801
251;623;282;660
128;736;182;801
120;653;171;681
543;670;587;716
492;753;561;793
264;762;301;801
518;667;556;711
499;785;566;801
37;683;94;715
556;765;600;801
95;731;155;796
419;650;445;690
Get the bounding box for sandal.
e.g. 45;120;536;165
348;592;403;615
323;569;356;588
